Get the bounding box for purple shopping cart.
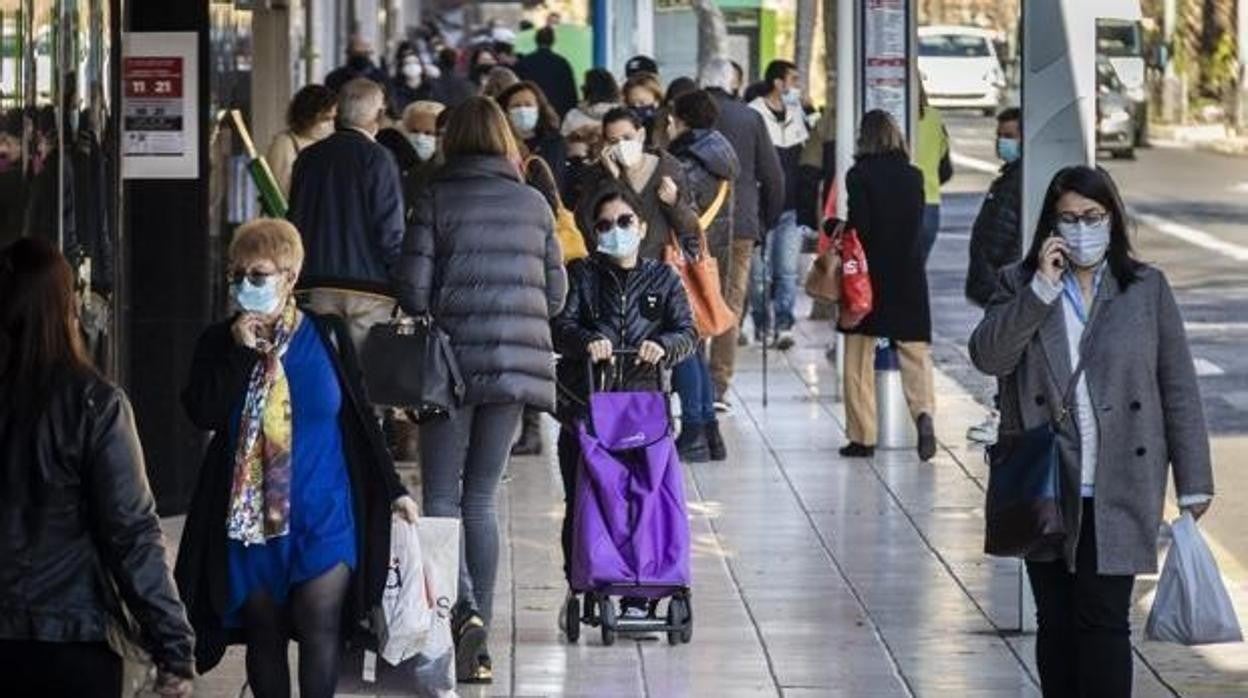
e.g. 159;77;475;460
565;351;693;646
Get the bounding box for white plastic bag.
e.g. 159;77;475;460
379;515;435;665
1145;512;1243;645
409;517;461;697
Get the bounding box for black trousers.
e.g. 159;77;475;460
557;425;581;583
1026;499;1136;698
0;640;122;698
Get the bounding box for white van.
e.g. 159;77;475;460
917;25;1005;115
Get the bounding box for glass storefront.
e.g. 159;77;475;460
1;0;119;374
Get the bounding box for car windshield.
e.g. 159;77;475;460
919;33;991;58
1097;60;1124;91
1096;21;1142;58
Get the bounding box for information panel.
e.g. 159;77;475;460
860;0;912;141
122;33;198;179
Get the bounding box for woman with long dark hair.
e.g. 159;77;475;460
0;239;195;697
970;165;1213;697
498;80;568;195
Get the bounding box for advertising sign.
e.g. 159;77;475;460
122;33;198;179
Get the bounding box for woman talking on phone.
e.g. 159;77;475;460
969;166;1213;697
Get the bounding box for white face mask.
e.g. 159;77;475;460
409;133;437;161
401;60;423;83
613;138;644;168
1057;219;1111;268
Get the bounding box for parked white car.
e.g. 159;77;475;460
917;26;1005;115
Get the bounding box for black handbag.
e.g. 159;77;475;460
362;314;464;421
983;362;1084;558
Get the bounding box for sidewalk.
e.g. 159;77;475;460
165;221;1248;696
1148;122;1248;157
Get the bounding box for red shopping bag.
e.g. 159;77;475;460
839;228;873;328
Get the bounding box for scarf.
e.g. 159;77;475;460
227;302;297;546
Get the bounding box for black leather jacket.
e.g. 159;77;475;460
0;369;195;677
552;255;698;421
966;160;1023;307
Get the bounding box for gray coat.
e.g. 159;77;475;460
969;263;1213;575
395;155;568;411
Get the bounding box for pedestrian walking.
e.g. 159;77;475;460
969;165;1214;698
914;86;952;263
178;219;418;697
377;100;445;218
324;34;390;93
0;239;195;698
666;89;739;462
747;60;810;351
551;184;697;620
698;58;784;412
561;68;622;137
265;84;336;198
840;110;936;462
514;26;579;118
623;72;664;146
394;96;567;684
287;78;405;353
389;42;432;115
573;107;700;263
651;76;696;151
428;47;478;109
498;80;568;194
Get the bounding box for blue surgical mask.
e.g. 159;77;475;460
233;275;283;314
508;106;539;134
1057;219;1111;268
596;225;642;259
783;87;802;107
410;133;437;161
996;137;1021;164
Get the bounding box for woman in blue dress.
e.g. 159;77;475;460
177;218;419;698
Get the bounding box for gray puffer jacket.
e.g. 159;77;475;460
395;155;568;411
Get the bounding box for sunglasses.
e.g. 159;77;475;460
593;213;637;235
227;269;282;286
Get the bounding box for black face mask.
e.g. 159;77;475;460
632;105;657;127
348;53;372;70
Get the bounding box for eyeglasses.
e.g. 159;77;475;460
1056;210;1110;226
228;269;281;286
593;213;637;234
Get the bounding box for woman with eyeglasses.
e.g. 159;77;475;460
551;183;697;628
0;239;194;697
970;166;1213;698
177;218;418;698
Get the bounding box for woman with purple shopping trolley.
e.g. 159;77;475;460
552;183;699;643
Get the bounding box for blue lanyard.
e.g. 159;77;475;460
1061;265;1105;326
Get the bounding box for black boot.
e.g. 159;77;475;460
705;420;727;461
916;413;937;462
676;423;711;463
510;408;543;456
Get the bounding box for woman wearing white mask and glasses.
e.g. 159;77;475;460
970;166;1213;698
390;44;431;114
573;107;700;262
178;218;418;698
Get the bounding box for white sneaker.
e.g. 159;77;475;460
713;399;733;414
967;412;999;445
774;330;796;351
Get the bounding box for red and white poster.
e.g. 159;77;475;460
861;0;910;137
122;33;198;179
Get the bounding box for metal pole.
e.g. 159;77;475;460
761;243;770;408
592;0;610;69
835;0;855;219
1237;0;1248;130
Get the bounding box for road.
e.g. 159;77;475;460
931;110;1248;586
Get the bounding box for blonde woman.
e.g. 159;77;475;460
265;84;336;197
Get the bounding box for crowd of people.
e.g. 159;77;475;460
0;17;1217;698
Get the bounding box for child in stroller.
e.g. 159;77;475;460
551;183;698;634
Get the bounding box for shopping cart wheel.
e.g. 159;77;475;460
599;597;617;646
667;594;692;645
564;595;581;644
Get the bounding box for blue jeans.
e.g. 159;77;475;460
749;210;804;335
672;349;715;426
921;204;940;264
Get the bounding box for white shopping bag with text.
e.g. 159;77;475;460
379;515;435;665
409;517;460;697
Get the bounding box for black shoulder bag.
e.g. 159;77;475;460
361;187;464;421
983;360;1085;558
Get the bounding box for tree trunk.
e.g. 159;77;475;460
795;0;818;96
691;0;729;74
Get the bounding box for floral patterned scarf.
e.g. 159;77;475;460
227;301;297;545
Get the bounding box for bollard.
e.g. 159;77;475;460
875;339;916;450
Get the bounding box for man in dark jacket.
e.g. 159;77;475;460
325;35;390;93
965;107;1023;308
288;77;405;352
514;27;579;118
698;57;785;409
428;47;478;109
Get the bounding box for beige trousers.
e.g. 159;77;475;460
710;238;756;399
301;288;395;356
843;333;935;446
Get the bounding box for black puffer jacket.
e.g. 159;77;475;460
552;255;698;422
668;128;740;258
0;369;194;677
395;155;568;411
966;160;1023;307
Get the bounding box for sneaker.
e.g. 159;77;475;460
774;330;796;351
838;442;875;458
705;421;727;461
737;333;751;348
713;399;733;414
917;413;937;462
676;423;711;463
967;412;999;445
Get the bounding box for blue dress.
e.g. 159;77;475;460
225;319;357;624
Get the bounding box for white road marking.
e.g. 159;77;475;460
1232;182;1248;193
1194;358;1226;377
1185;321;1248;333
950;152;999;175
